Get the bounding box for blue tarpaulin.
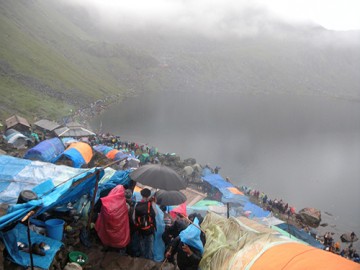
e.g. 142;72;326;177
276;223;324;249
0;223;63;270
202;174;248;205
23;138;65;163
243;202;270;218
54;148;85;168
153;205;165;262
179;217;204;254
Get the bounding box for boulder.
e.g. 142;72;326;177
183;158;196;166
298;207;321;227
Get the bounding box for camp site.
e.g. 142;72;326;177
1;1;360;269
0;119;359;269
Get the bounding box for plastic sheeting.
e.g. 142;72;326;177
95;185;130;248
202;174;249;205
23;137;65;162
0;155;86;205
243;202;270;219
5;129;31;148
275;223;324;249
93;144;113;155
153;204;165;262
0;160;104;230
199;212;297;270
198;213;358;270
179;217;204;254
0;223;63;270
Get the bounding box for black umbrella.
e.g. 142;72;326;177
129;164;186;191
155;190;187;206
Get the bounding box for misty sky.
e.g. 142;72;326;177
68;0;360;31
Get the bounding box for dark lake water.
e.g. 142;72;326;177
91;91;360;245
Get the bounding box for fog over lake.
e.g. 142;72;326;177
91;91;360;241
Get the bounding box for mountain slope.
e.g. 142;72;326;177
0;0;359;122
0;0;159;120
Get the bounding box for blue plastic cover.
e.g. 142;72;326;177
23;138;65;162
202;174;233;189
0;165;103;230
0;223;63;270
202;174;249;205
243;202;270;218
179;217;204;254
93;144;113;155
153;204;165;262
276;223;324;249
54;148;85;168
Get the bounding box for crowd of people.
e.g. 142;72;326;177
95;185;205;270
240;186;359;263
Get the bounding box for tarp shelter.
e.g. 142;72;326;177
0;154;131;222
4;129;31;149
202;173;249;205
0;155;106;269
199;212;358;270
275;223;324;249
54;122;95;138
93;145;113;156
243;201;270;219
54;142;93;168
23;137;65;163
5;115;31;133
0;223;63;269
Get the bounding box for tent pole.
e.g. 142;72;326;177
227;203;230;218
22;210;36;270
87;170;100;231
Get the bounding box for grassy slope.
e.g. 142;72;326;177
0;0;158;121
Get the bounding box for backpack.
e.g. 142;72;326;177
134;201;155;235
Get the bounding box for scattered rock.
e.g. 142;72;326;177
298;207;321;228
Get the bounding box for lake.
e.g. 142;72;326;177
90;90;360;246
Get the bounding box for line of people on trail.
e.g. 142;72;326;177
241;186;296;216
94;185;205;270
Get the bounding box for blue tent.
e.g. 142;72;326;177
202;173;248;205
23;137;65;162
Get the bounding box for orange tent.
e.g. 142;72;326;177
67;142;93;164
251;242;359;270
106;149;119;160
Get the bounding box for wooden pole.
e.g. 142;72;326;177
179;214;206;235
87;170;100;231
160;246;172;270
227;203;230;218
22;210;36;270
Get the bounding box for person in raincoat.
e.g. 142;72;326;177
166;216;204;270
